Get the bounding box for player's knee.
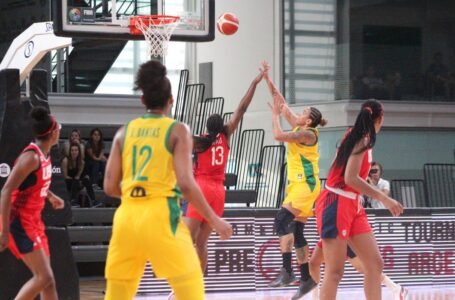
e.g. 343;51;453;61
293;221;307;249
36;271;55;290
274;208;295;236
364;255;384;275
326;267;344;284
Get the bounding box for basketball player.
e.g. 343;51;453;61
0;106;65;300
102;60;232;300
185;70;264;272
264;62;327;300
315;99;403;300
304;240;408;300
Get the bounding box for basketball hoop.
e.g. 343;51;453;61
130;15;180;58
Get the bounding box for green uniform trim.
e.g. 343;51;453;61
300;154;317;192
167;196;181;236
121;122;129;155
165;121;178;154
172;186;183;199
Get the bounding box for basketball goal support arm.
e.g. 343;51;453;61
0;22;72;85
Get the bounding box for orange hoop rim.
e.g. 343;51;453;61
130;15;180;27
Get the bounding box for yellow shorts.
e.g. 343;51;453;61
105;197;202;281
282;180;321;218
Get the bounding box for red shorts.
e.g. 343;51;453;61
315;189;371;240
186;178;225;223
2;213;49;259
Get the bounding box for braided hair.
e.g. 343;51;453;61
334;99;384;169
193;114;226;154
308;107;327;128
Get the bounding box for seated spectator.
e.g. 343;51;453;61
425;52;451;99
61;128;85;160
361;65;388;99
61;143;98;207
384;71;402;100
365;162;390;209
85;128;107;188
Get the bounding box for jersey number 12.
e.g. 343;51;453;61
132;145;152;181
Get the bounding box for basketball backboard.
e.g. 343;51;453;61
53;0;214;42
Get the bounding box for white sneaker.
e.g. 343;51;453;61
311;286;319;300
394;286;408;300
167;291;176;300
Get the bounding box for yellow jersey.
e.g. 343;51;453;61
286;127;320;191
121;114;182;202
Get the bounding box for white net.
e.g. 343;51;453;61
134;16;180;58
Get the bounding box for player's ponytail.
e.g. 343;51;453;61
309;107;327;128
334;99;383;169
194;114;225;153
30;106;57;140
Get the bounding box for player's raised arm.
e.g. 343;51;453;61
262;61;299;128
224;70;264;139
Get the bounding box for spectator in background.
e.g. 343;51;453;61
366;162;390;209
384;71;402;100
361;65;387;99
85;128;106;189
425;52;450;99
62;143;98;207
61;128;85;160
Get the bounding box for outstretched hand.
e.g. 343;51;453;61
382;197;404;217
212;217;233;240
261;61;271;78
49;195;65;209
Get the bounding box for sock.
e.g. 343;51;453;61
382;274;400;292
282;252;292;273
300;263;310;281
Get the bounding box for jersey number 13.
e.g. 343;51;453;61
211;146;224;166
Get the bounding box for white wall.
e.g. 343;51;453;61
196;0;281;146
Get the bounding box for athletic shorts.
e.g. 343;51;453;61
186;178;225;222
105;197;202;281
316;239;357;259
282;180;321;218
315;189;371;240
3;213;49;259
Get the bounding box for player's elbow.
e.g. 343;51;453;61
176;176;194;195
104;185;120;198
344;174;357;187
274;134;286;142
103;179;121;198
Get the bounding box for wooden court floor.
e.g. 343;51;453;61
80;277;455;300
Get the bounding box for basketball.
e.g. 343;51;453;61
217;13;239;35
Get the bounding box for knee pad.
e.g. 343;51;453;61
274;208;295;236
294;221;308;248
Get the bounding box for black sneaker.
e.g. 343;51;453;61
268;267;296;287
291;278;318;300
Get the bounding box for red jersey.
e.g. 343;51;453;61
193;133;229;182
11;143;52;217
326;132;372;194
